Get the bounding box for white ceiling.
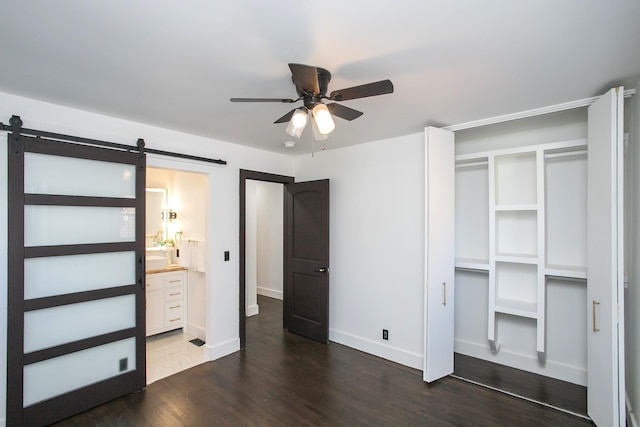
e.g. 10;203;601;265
1;1;639;155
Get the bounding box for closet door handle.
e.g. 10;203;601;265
442;282;447;306
592;300;600;332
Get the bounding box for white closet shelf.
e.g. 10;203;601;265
495;254;538;264
494;204;538;212
494;298;538;318
545;265;587;280
455;258;489;271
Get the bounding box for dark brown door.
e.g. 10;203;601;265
7;126;146;425
284;179;330;343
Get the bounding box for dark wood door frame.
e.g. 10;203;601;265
239;169;294;349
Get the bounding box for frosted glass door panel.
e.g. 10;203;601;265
455;164;489;262
23;337;135;407
495;153;537;205
24;153;135;198
24;206;135;246
24;252;135;299
545;153;587;268
24;295;135;353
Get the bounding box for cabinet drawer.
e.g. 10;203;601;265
165;274;184;288
145;275;163;291
165;286;184;301
165;301;184;326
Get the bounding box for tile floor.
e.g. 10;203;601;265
146;329;208;384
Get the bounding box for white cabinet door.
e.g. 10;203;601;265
146;290;165;335
423;127;455;382
587;87;625;426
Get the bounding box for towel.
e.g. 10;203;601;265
181;238;206;272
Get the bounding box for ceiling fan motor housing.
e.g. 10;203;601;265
295;67;332;107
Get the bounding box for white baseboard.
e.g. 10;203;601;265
257;287;283;300
627;392;638;427
454;339;587;386
205;337;240;361
246;304;259;317
184;323;205;341
329;328;422;370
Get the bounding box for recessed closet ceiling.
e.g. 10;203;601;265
1;0;639;154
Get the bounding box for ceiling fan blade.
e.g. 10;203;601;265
289;63;320;94
326;103;364;121
329;79;394;101
274;109;297;124
230;97;296;103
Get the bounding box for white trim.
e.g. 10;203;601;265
454;339;587;386
246;304;259;317
627;392;638;427
184;323;206;341
329;328;423;370
204;337;240;361
444;89;636;132
257;287;283;300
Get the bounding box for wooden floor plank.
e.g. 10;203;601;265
53;296;593;426
454;352;588;416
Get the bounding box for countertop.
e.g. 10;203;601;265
146;264;187;275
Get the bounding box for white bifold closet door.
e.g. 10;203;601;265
423;126;455;382
7;132;146;426
587;87;625;427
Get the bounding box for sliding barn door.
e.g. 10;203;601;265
587;87;625;427
423;127;455;382
7;126;146;425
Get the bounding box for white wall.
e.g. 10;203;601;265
0;91;294;424
256;181;283;300
626;78;640;426
294;134;426;369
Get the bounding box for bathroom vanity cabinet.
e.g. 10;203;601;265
145;269;187;336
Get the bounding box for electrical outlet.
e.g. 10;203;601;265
119;358;128;372
382;329;389;340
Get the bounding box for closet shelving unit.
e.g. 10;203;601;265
455;138;587;363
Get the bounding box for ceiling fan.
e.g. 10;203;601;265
230;63;393;139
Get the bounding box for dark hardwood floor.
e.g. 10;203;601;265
454;353;587;416
53;296;593;426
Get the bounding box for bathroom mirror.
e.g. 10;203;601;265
146;188;167;250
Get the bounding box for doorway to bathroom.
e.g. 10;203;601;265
144;166;209;384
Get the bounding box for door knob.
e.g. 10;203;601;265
315;267;329;273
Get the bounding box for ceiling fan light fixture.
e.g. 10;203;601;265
285;108;308;138
311;120;328;141
312;103;335;135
